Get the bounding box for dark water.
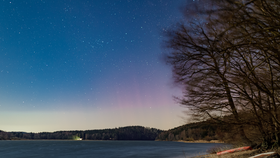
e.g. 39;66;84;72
0;140;223;158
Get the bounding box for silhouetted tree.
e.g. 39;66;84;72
165;0;280;148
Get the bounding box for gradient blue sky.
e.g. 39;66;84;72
0;0;190;132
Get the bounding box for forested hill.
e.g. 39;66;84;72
156;121;219;141
0;126;163;140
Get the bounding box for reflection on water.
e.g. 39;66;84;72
0;140;224;158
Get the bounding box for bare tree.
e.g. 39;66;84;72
165;0;280;148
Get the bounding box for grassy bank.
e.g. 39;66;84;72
192;147;280;158
192;149;259;158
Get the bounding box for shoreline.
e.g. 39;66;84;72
2;139;224;143
0;139;157;141
177;140;224;143
155;139;224;143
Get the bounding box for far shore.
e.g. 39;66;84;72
2;139;224;143
1;139;156;141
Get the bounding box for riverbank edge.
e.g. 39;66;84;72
177;140;224;143
155;139;224;143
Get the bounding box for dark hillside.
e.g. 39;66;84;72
0;126;162;140
156;121;219;141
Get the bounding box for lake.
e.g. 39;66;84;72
0;140;223;158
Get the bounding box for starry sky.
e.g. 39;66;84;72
0;0;189;132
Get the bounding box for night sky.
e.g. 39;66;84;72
0;0;188;132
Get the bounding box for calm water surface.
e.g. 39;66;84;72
0;140;223;158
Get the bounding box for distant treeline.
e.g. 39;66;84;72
0;126;163;140
156;121;219;141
